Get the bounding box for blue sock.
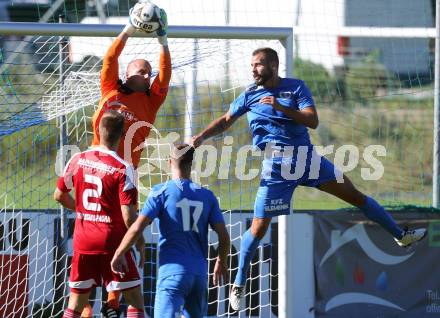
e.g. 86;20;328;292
360;196;403;239
234;229;261;286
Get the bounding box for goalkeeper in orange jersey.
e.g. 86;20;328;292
82;1;171;317
91;1;171;169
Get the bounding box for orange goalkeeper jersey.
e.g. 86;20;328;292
91;38;171;168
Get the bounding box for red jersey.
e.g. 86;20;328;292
56;147;138;254
91;38;172;168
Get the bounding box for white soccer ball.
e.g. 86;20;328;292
138;2;161;33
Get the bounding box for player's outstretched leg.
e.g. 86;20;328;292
317;176;427;247
230;218;270;311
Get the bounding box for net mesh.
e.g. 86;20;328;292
1;34;284;317
0;0;436;317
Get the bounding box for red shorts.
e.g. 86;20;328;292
69;250;140;294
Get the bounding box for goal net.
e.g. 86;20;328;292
0;0;436;317
0;28;287;317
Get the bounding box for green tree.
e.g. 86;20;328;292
293;58;340;103
345;49;396;105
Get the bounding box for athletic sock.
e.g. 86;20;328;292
127;306;145;318
360;196;403;239
63;308;81;318
81;304;93;318
234;229;261;286
107;291;120;309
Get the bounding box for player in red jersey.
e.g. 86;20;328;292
54;111;146;318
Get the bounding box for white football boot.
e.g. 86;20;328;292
394;227;427;247
230;284;245;311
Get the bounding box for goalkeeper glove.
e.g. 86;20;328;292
123;3;144;36
123;19;137;36
156;8;168;46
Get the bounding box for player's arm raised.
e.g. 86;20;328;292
100;26;128;94
100;2;145;93
156;6;171;83
191;111;238;148
149;6;172;106
155;25;172;90
100;32;128;92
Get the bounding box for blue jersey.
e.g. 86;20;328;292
229;78;315;150
140;179;225;277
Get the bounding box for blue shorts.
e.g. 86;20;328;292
255;147;340;218
154;273;207;318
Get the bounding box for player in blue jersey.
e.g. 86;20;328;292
111;144;230;318
191;47;427;311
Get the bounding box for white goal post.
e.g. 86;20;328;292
0;22;296;318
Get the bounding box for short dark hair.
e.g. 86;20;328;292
170;143;195;170
99;110;125;147
252;47;279;68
